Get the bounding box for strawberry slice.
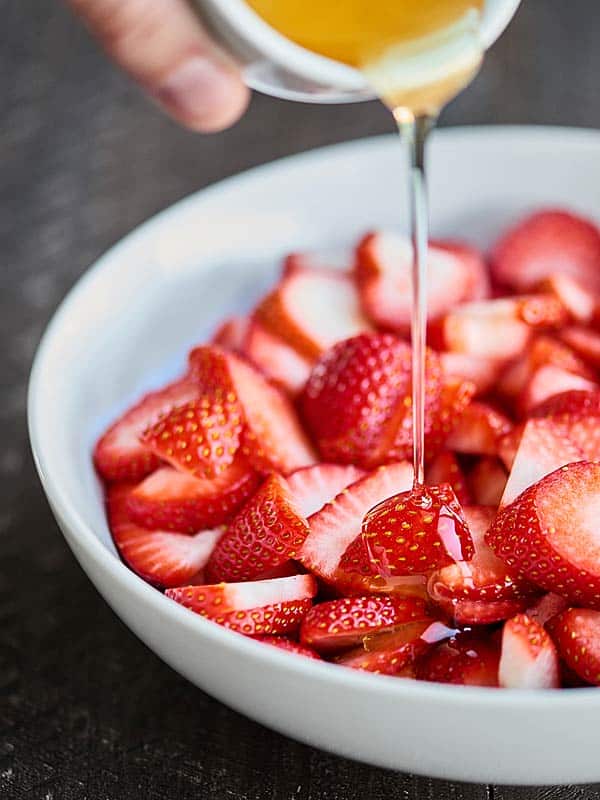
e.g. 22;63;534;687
438;299;532;360
243;319;312;395
519;365;598;416
498;425;524;470
94;379;199;482
255;635;322;659
426;451;471;506
335;618;442;675
286;463;365;516
127;461;259;533
432;240;491;300
550;608;600;686
498;613;560;689
107;483;223;588
299;595;429;653
526;593;568;627
440;351;501;396
211;316;250;352
436;596;531;626
142;397;243;480
445;401;512;457
298;462;414;592
355;231;488;332
428;506;532;607
539;273;596;323
301;333;443;468
500;418;585;508
255;269;371;361
164;574;317;635
360;483;474;578
560;326;600;368
282;250;351;279
417;631;500;686
487;461;600;607
468;458;507;507
491;209;600;293
529;390;600;461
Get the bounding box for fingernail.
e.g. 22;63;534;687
157;56;246;132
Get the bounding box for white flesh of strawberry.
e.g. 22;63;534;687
219;574;317;612
444;299;531;360
286;464;365;518
499;616;560;689
244;321;312;393
523;365;598;411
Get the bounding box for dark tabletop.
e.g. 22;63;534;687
3;0;600;797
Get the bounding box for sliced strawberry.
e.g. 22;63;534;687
164;574;317;635
519;365;598;416
500;418;585;508
301;333;443;468
468;458;507;507
498;613;560;689
107;483;223;588
439;299;532;360
298;462;414;592
286;463;365;517
355;232;487;332
436;596;531;626
539;273;596;323
440;351;501;396
335;618;441;675
282;250;351;278
487;461;600;607
526;593;568;627
142;397;243;480
255;269;371;361
299;595;429;653
360;483;474;577
127;460;259;533
432;239;491;300
550;608;600;686
498;425;524;470
243;319;312;395
491;209;600;293
417;632;500;686
426;451;471;506
560;326;600;368
255;635;321;659
445;401;512;457
428;506;532;606
211;316;250;352
529;390;600;461
94;379;199;482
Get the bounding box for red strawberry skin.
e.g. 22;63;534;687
498;613;560;689
360;484;474;577
417;632;500;686
426;451;471;506
94;379;199;482
529;389;600;461
551;608;600;686
335;619;436;675
142;397;243;480
487;461;600;608
206;473;309;583
299;595;429;653
126;460;259;533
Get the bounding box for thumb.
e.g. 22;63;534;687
67;0;249;132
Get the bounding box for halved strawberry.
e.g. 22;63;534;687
360;483;474;577
142;397;243;480
440;351;501;396
487;461;600;607
255;635;321;659
355;232;488;332
299;595;429;653
301;333;443;468
550;608;600;686
426;451;471;506
468;458;507;507
445;401;512;457
211;316;250;352
500;418;585;508
298;462;414;592
164;574;317;635
519;365;598;416
529;390;600;461
526;593;568;627
94;379;199;482
491;209;600;293
243;319;312;395
127;460;259;533
498;613;560;689
560;326;600;368
255;269;371;361
539;273;596;323
417;632;500;686
107;483;223;588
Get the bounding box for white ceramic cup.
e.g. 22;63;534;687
195;0;522;102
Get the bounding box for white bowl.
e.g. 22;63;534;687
29;126;600;785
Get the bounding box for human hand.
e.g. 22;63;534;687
66;0;250;132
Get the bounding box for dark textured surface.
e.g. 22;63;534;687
2;0;600;797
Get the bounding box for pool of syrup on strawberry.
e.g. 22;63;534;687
95;208;600;689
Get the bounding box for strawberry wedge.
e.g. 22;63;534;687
519;364;598;415
243;319;312;395
445;401;512;456
498;614;560;689
529;390;600;461
551;609;600;686
165;574;317;636
417;632;500;687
